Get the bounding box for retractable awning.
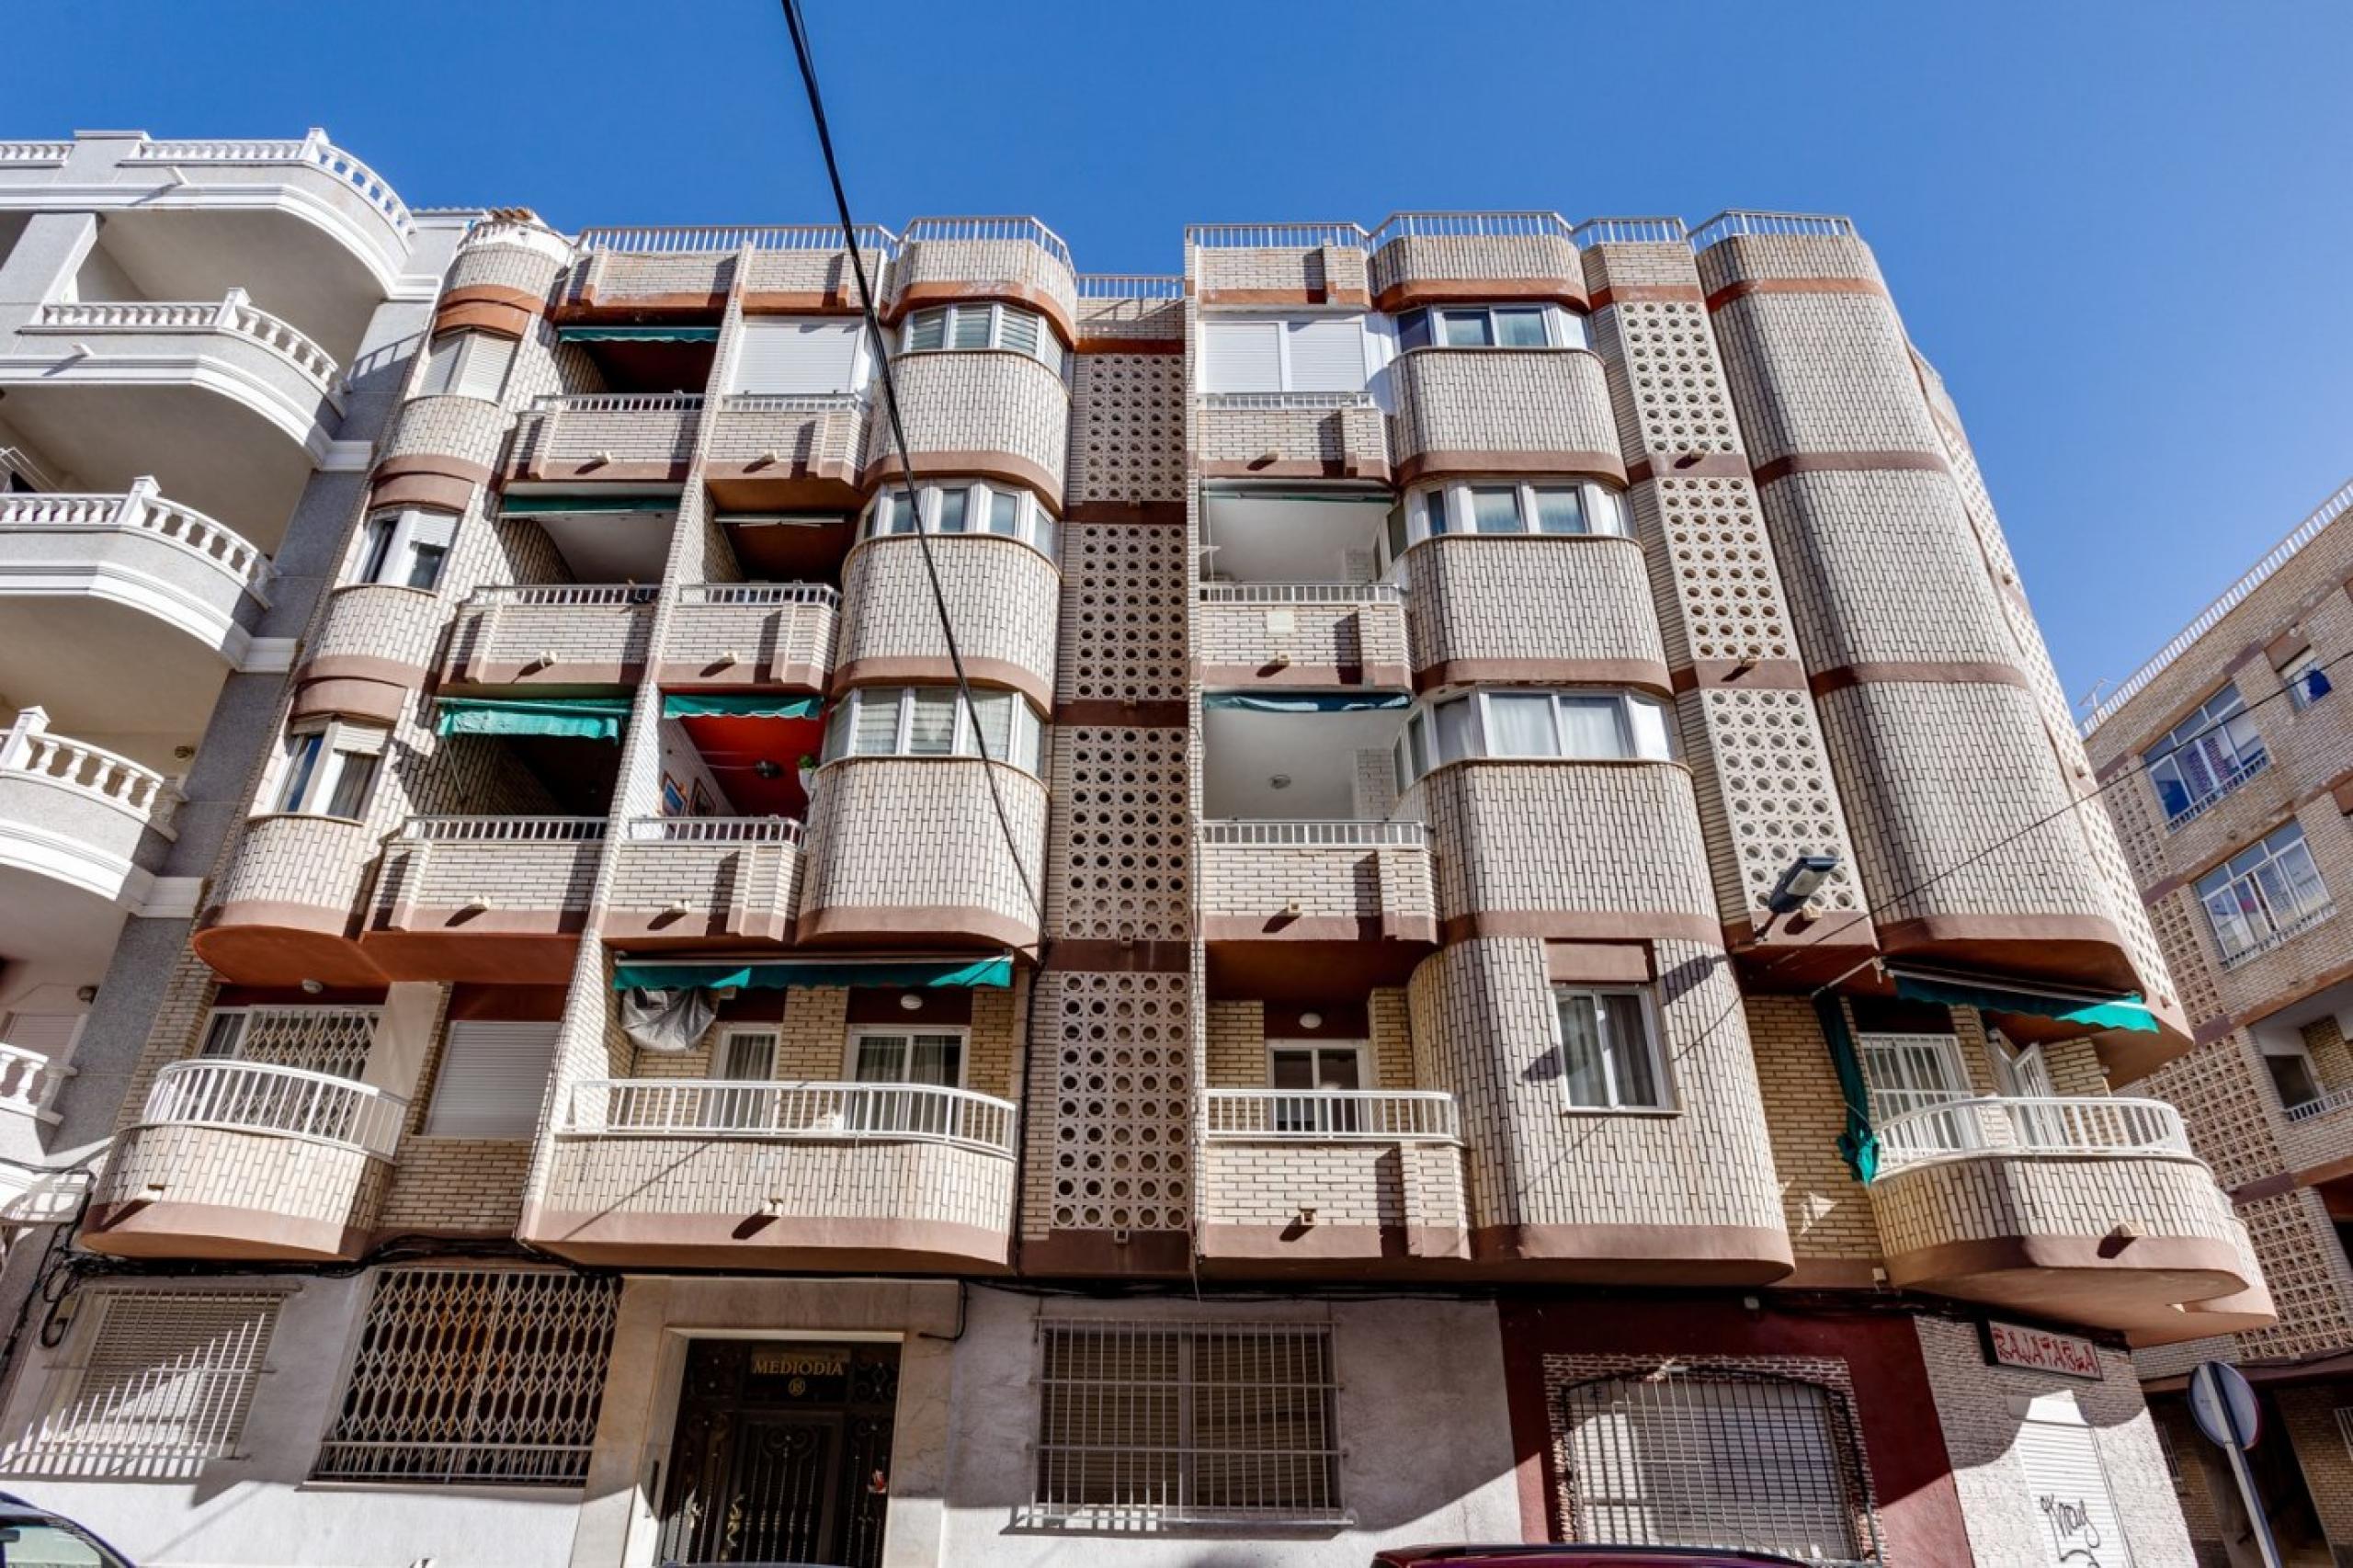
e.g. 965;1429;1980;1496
612;955;1014;991
497;494;680;517
1813;993;1880;1183
1887;965;2158;1035
1202;691;1412;714
661;693;824;720
436;696;632;742
556;325;721;343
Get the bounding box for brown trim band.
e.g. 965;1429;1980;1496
741;292;858;314
885;278;1076;352
1470;1222;1795;1282
1704;275;1890;312
1200;458;1391;483
1197;287;1374;309
432;300;535;340
795;903;1039;953
1415;657;1671;698
519;1206;1014;1273
1670;659;1810;695
556;290;726;319
1074;335;1185;356
655;661;830;694
367;472;477;514
1588;283;1705;310
291;656;428;725
1752;449;1948;486
373;451;494;488
1626;452;1752;484
1808;660;2033;697
857;449;1063;511
1017;1228;1195;1278
1197;1221;1470;1265
82;1199;367;1264
512;460;690;486
445;661;644;691
1063;501;1187;527
1545;940;1653;983
1200;914;1438;947
1040;939;1190;973
1393;449;1628;488
1372;278;1587;315
441;282;549;318
1440;910;1726;950
1199;663;1413;691
1054;700;1188;729
833;655;1051;712
1879;1231;2248;1298
2231;1172;2300;1204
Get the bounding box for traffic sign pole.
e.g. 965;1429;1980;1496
2189;1360;2282;1568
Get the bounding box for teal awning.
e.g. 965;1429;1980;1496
1813;993;1879;1183
498;494;680;517
662;693;824;720
557;325;720;343
1890;967;2158;1035
437;696;632;742
612;956;1013;992
1203;691;1411;714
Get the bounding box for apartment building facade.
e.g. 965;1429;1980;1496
2081;480;2353;1565
0;129;2266;1568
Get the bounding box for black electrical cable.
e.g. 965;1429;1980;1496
778;0;1044;938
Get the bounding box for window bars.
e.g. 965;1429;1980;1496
1559;1368;1880;1566
6;1290;281;1473
199;1005;381;1079
313;1268;620;1486
1031;1320;1347;1528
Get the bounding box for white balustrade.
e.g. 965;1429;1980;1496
625;816;803;844
0;1043;63;1121
466;583;655;608
1198;582;1402;605
1198;819;1426;848
563;1079;1017;1156
0;481;274;602
716;392;869;415
398;816;608;843
0;710;178;830
1201;1088;1459;1142
0;142;71;165
1199;391;1379;411
142;1058;407;1158
128;130;414;238
31;292;340;392
677;582;840;608
1871;1095;2194;1175
903;216;1072;270
529;392;705;415
2285;1086;2353;1124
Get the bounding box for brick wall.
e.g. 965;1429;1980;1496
1389;348;1620;470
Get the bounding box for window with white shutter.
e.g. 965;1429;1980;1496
424;1021;560;1139
1200;320;1283;392
1284;318;1368;391
2013;1392;2129;1568
415;331;515;403
6;1290;282;1471
1201;316;1368;392
730;318;865;394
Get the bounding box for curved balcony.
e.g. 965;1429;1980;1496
0;486;272;722
362;816;606;983
1388;348;1621;488
836;536;1059;709
1368;216;1585;313
606;817;803;944
1198;1088;1468;1272
524;1078;1017;1269
439;585;654;692
891;217;1078;345
796;756;1046;951
0;710;177;909
508;393;701;484
82;1059;404;1261
194;813;382;986
1868;1096;2257;1340
1198;392;1390;482
290;582;445;725
1404;535;1665;693
860;352;1067;508
1196;583;1407;689
1199;819;1435;994
704;392;869;508
661;583;839;693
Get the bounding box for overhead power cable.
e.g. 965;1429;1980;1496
779;0;1045;934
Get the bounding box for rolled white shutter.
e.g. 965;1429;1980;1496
425;1021;559;1138
451;334;516;401
2013;1393;2131;1568
1284;318;1369;391
733;319;863;393
1201;320;1281;392
415;334;461;397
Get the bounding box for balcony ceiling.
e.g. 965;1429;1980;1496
0;386;312;545
0;860;131;981
531;507;676;584
92;210;384;363
1200;486;1390;583
1202;704;1405;819
0;596;231;744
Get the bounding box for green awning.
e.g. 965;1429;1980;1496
1813;993;1879;1183
557;325;720;343
1202;691;1412;714
612;956;1013;992
498;494;680;517
437;696;632;742
1889;967;2158;1035
662;693;824;720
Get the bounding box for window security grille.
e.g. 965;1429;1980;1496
2336;1406;2353;1463
6;1290;280;1472
314;1268;619;1485
1031;1321;1345;1527
1559;1369;1878;1565
202;1006;380;1079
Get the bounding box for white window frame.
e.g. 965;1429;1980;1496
843;1025;969;1088
353;506;457;590
2144;683;2267;825
821;685;1046;775
1393;688;1674;787
860;479;1057;562
1400;479;1627;546
722;314;872;396
1550;985;1671;1111
267;718;388;821
2283;648;2333;711
1199;312;1375;393
2197;820;2332;964
1395;301;1590;353
1857;1031;1972;1119
1265;1040;1370;1090
899;301;1067;377
714;1024;779;1083
413;330;515;403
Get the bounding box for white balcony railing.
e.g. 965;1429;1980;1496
715;392;868;415
676;582;841;608
30;292;339;392
397;815;608;843
903;216;1072;270
0;481;275;603
141;1058;407;1159
0;142;72;166
1569;217;1690;246
563;1079;1017;1156
1198;582;1403;605
464;583;655;608
576;223;896;256
1372;211;1576;244
2218;902;2336;971
127;130;415;240
1201;1088;1459;1142
1;710;179;831
2285;1086;2353;1124
625;816;803;844
1074;275;1185;300
1198;819;1427;848
529;392;705;415
1199;391;1379;411
1688;210;1859;248
2164;751;2269;830
1872;1096;2193;1176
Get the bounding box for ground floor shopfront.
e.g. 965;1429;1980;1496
0;1270;2195;1567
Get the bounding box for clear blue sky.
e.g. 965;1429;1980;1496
13;0;2350;703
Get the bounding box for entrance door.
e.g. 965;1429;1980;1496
657;1341;899;1567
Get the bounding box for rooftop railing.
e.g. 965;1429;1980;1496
1687;210;1859;248
903;215;1074;271
1200;1088;1459;1142
141;1058;407;1159
1372;211;1576;243
563;1078;1017;1156
126;130;414;239
576;223;895;255
1871;1095;2193;1176
1570;216;1690;245
1075;274;1185;300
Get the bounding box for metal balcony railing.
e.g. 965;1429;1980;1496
1687;210;1859;248
1198;583;1402;605
676;582;840;608
624;816;803;844
2284;1086;2353;1124
903;216;1072;270
1197;819;1426;848
1200;1088;1459;1142
1871;1096;2193;1176
142;1058;407;1158
562;1079;1017;1156
397;816;608;843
